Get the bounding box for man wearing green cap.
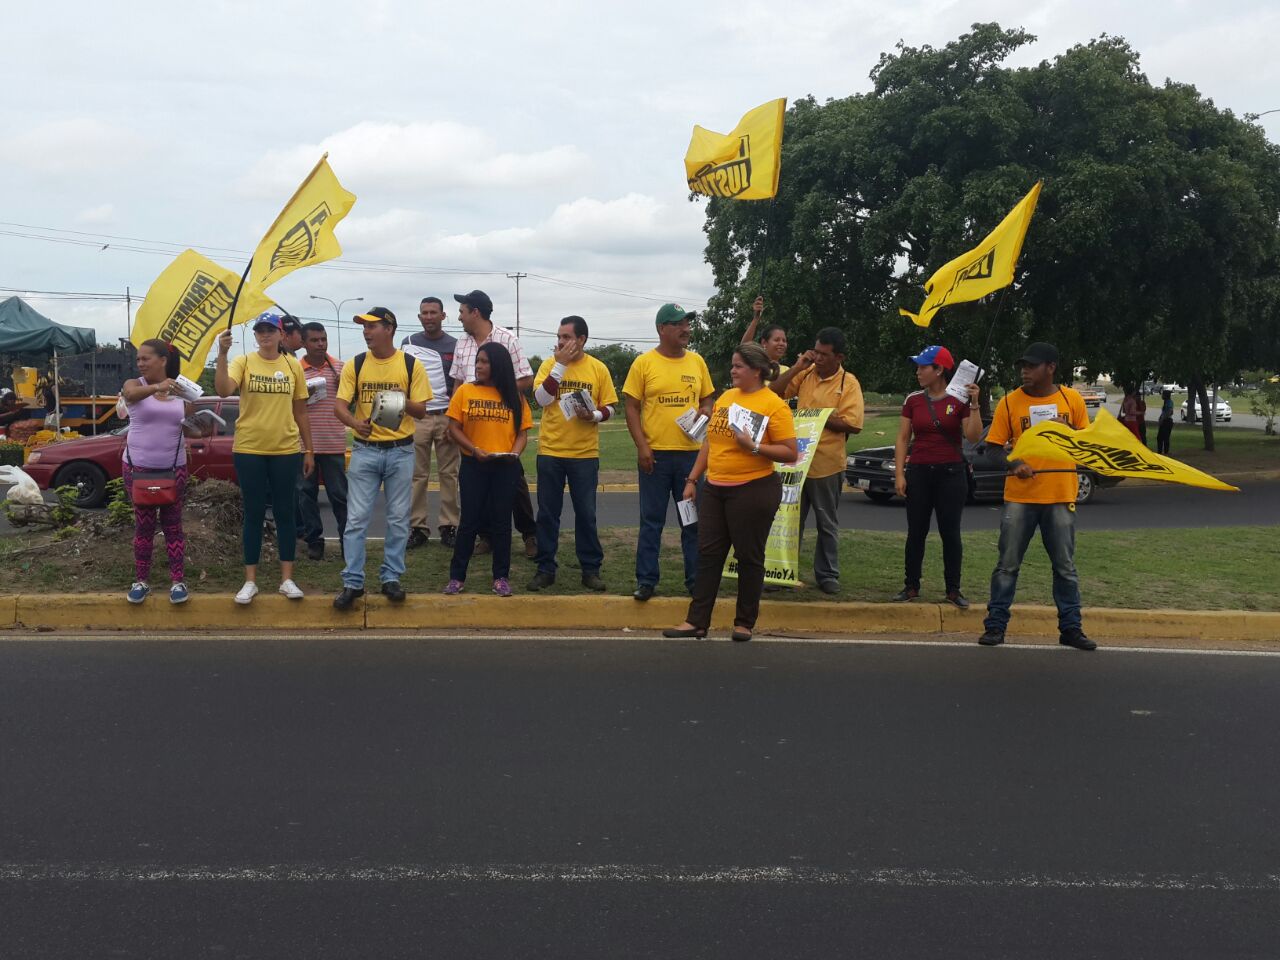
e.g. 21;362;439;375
622;304;715;600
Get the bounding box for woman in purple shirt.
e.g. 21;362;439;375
119;340;199;604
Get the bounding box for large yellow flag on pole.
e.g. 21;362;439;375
685;99;786;201
900;181;1042;328
131;250;276;380
1010;407;1239;492
249;153;356;291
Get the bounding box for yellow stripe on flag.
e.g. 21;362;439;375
900;182;1041;328
131;250;275;380
685;99;786;201
1010;407;1238;492
250;154;356;291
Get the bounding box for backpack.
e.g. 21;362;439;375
351;351;417;398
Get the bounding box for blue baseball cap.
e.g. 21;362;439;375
251;311;283;331
908;345;955;369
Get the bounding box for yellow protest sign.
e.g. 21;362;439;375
131;250;276;380
1010;407;1238;492
685;98;786;201
900;181;1041;328
250;153;356;291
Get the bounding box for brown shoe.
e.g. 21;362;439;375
523;534;537;559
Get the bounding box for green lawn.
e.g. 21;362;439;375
11;522;1276;612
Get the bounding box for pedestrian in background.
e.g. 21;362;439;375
740;296;788;379
443;342;532;597
892;346;982;607
664;343;797;640
1157;388;1174;455
298;322;347;561
403;296;459;549
1120;384;1145;442
215;314;315;605
120;339;198;605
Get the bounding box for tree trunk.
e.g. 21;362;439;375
1189;375;1215;452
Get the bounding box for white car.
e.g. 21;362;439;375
1180;398;1232;422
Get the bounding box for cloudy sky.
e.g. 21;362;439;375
3;0;1277;360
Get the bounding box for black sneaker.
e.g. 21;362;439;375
527;571;556;591
407;529;429;549
633;584;655;602
1059;628;1097;651
333;587;365;610
439;526;457;548
892;587;919;603
581;572;607;592
381;581;407;603
306;541;324;562
978;628;1005;646
945;590;970;610
818;580;840;595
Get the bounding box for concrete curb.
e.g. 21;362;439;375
5;594;1279;642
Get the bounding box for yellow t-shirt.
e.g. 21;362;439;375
227;352;308;455
447;383;533;457
986;386;1089;504
621;349;714;451
782;366;865;479
336;350;433;443
533;354;620;459
706;387;797;484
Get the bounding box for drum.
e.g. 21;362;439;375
369;390;406;430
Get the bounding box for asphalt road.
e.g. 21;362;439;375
1;635;1277;958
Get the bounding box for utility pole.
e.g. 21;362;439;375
309;295;363;359
125;286;132;339
506;272;527;336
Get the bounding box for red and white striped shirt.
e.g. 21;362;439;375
452;323;533;384
299;354;347;454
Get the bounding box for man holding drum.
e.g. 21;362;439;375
332;307;432;609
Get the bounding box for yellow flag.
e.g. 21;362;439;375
249;153;356;291
131;250;276;381
685;98;786;201
900;181;1042;328
1010;407;1238;492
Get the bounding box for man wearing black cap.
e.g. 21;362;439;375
980;341;1096;650
280;315;305;356
451;290;539;557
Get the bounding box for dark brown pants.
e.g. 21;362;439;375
685;473;783;631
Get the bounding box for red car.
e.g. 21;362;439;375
24;398;241;508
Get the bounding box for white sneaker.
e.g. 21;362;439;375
279;579;304;600
234;581;259;605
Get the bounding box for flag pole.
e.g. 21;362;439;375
975;285;1011;379
225;258;254;332
756;195;777;298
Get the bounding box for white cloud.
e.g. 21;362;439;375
76;203;115;224
237;121;590;199
0;119;148;175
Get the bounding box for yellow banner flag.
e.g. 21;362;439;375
249;153;356;291
131;250;276;381
900;181;1042;328
685;98;786;201
1010;407;1238;492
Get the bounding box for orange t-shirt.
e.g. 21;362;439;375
706;387;797;484
986;386;1089;504
446;383;533;457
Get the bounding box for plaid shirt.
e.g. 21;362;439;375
452;323;533;384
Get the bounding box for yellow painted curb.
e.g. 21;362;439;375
939;604;1280;641
13;594;354;631
0;594;15;628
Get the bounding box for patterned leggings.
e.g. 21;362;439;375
123;463;188;583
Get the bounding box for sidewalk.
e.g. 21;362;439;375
4;594;1277;642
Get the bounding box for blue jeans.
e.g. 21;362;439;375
636;449;698;590
341;442;414;589
984;501;1083;634
297;453;348;547
535;455;603;577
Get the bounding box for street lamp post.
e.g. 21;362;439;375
308;295;364;359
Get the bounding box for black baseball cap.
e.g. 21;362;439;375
453;290;494;314
280;314;303;334
1019;342;1059;366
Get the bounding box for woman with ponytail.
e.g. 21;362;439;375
443;341;532;596
119;340;199;604
665;342;798;641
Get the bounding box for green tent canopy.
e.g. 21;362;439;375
0;296;97;359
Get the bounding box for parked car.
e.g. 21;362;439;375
1180;398;1232;422
23;397;241;507
844;428;1120;506
1076;383;1108;407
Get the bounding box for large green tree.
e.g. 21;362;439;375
696;23;1280;450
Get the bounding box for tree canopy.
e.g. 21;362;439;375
695;23;1280;447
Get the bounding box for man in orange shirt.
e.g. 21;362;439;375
979;342;1095;650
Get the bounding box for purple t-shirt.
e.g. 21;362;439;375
123;379;187;469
